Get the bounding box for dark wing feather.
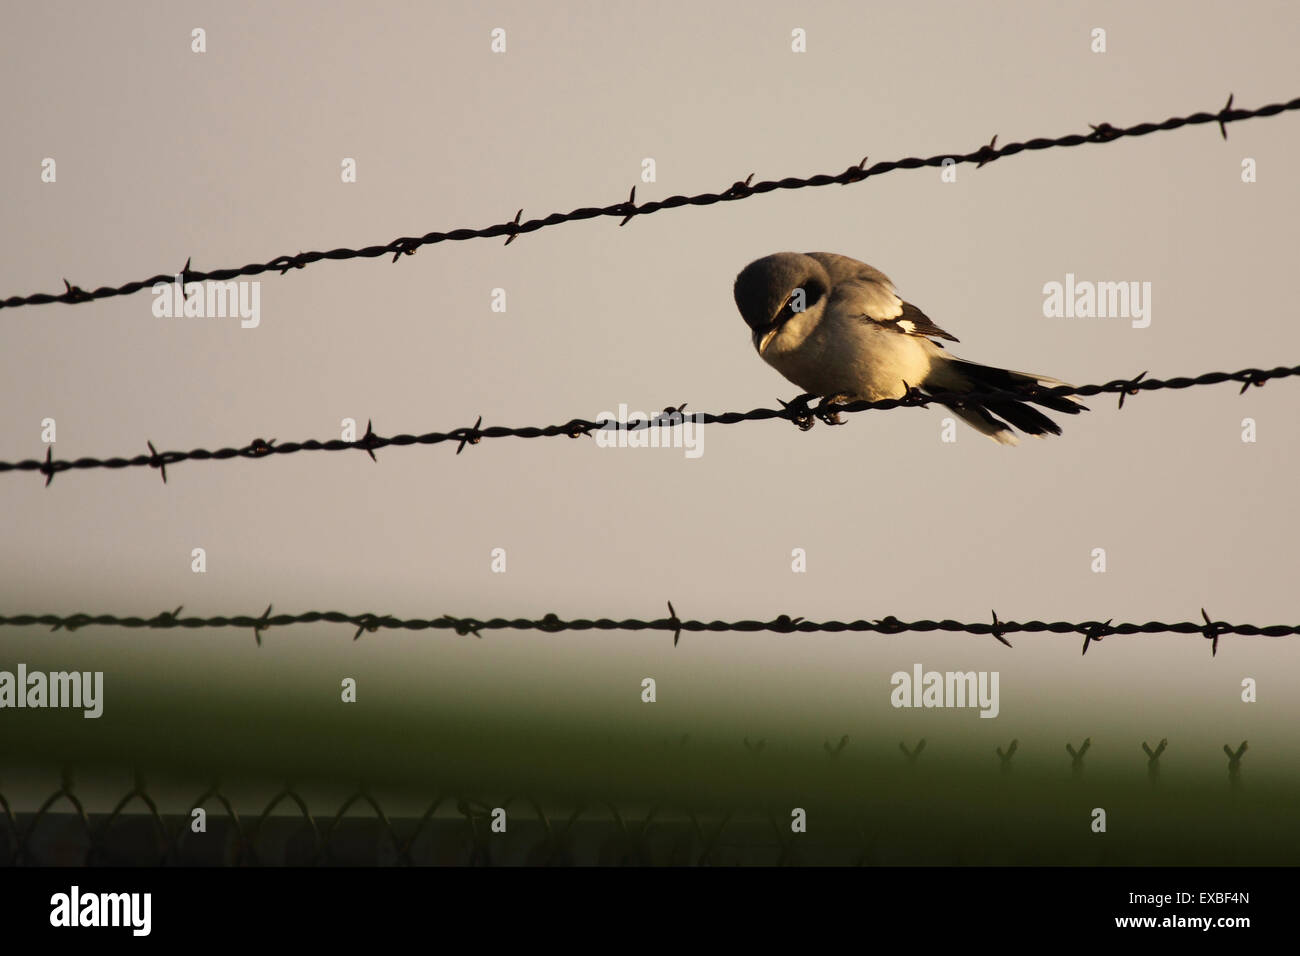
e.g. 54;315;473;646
894;301;960;343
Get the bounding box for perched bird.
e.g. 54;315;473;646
732;252;1087;444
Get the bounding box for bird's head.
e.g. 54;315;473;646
732;252;830;354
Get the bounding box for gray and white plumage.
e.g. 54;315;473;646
732;252;1087;444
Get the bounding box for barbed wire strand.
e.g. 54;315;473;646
1;363;1293;484
2;92;1294;311
0;605;1292;656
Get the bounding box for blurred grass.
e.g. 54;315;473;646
2;670;1295;864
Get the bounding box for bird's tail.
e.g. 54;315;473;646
928;359;1088;445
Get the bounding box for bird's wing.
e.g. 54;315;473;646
830;277;961;343
805;253;960;343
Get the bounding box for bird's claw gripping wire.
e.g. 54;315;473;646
815;395;851;426
778;394;818;432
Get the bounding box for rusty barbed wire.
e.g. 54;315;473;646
2;93;1294;311
0;363;1294;484
0;605;1293;656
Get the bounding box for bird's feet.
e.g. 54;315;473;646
815;394;852;426
778;394;817;432
779;393;852;430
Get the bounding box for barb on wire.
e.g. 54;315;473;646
2;93;1296;311
899;740;926;764
1143;738;1168;780
1066;738;1092;775
1;607;1296;656
2;363;1296;483
996;740;1018;774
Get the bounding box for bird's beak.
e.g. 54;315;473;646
756;325;780;354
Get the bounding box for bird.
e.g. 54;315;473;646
732;252;1087;444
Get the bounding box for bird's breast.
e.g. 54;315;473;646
760;310;935;400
